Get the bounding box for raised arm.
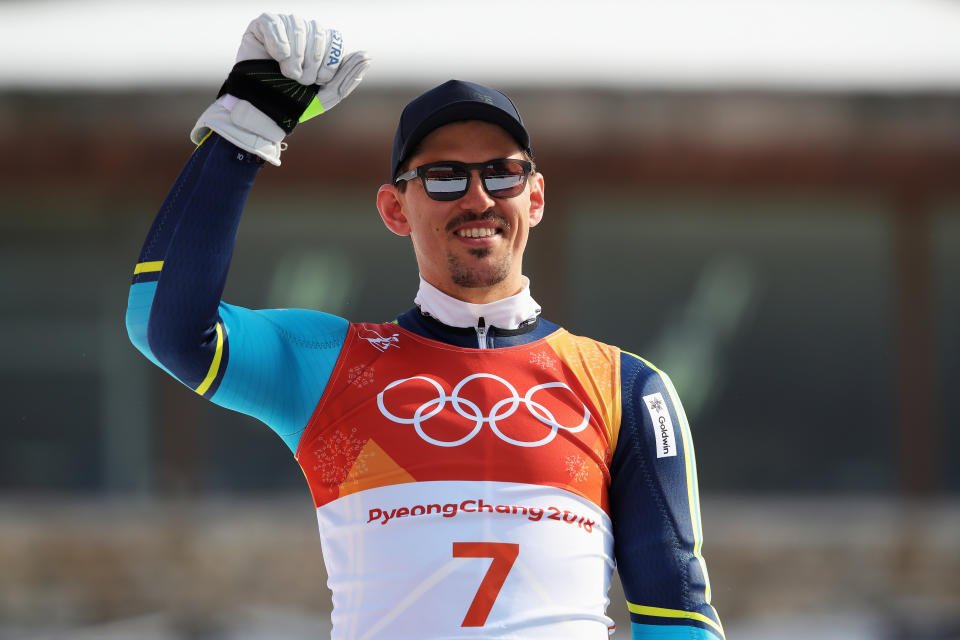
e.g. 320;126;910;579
610;353;725;639
125;14;370;451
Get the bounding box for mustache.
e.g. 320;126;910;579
445;210;510;233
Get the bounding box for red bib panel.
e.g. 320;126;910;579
296;323;622;513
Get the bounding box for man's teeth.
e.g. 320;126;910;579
457;228;497;238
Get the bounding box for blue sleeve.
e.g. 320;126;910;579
610;352;724;640
125;133;348;452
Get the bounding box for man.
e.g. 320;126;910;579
126;13;724;640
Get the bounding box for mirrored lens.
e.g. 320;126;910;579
483;161;527;196
423;165;469;198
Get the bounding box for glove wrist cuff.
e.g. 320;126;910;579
217;60;320;134
190;99;286;166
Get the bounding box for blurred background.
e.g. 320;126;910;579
1;0;958;638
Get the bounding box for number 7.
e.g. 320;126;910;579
452;542;520;627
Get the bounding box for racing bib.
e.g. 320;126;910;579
296;323;621;639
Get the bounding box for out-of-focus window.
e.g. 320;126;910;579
564;194;899;493
935;203;959;492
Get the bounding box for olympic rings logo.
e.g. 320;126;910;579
376;373;590;448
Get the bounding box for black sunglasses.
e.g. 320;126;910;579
394;158;533;202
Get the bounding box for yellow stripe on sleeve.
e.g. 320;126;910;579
195;322;224;396
659;369;711;603
133;261;164;275
196;130;213;148
627;602;724;637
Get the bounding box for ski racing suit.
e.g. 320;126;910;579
126;133;724;639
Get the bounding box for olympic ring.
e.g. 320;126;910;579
376;373;590;447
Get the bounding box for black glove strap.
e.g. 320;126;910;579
217;60;320;134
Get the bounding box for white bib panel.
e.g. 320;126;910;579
317;480;615;639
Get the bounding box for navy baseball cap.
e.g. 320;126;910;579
390;79;531;180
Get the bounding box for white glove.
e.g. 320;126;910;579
190;13;371;165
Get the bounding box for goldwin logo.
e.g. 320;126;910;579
642;392;677;458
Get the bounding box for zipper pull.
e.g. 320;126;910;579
476;316;488;350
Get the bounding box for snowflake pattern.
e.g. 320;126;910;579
347;365;375;388
565;454;590;483
649;398;664;413
313;426;367;485
339;446;375;491
529;351;560;373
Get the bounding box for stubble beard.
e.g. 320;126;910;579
447;246;512;289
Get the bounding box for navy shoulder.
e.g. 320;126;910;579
620;350;668;395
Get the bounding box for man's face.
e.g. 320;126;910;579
377;120;545;304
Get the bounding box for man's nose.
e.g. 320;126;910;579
457;169;496;210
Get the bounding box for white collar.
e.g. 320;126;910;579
414;275;542;330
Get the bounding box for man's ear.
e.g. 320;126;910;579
528;172;545;228
376;184;411;236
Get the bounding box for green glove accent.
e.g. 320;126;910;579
299;96;326;123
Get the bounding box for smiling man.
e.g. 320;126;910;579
125;13;724;640
379;116;543;302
